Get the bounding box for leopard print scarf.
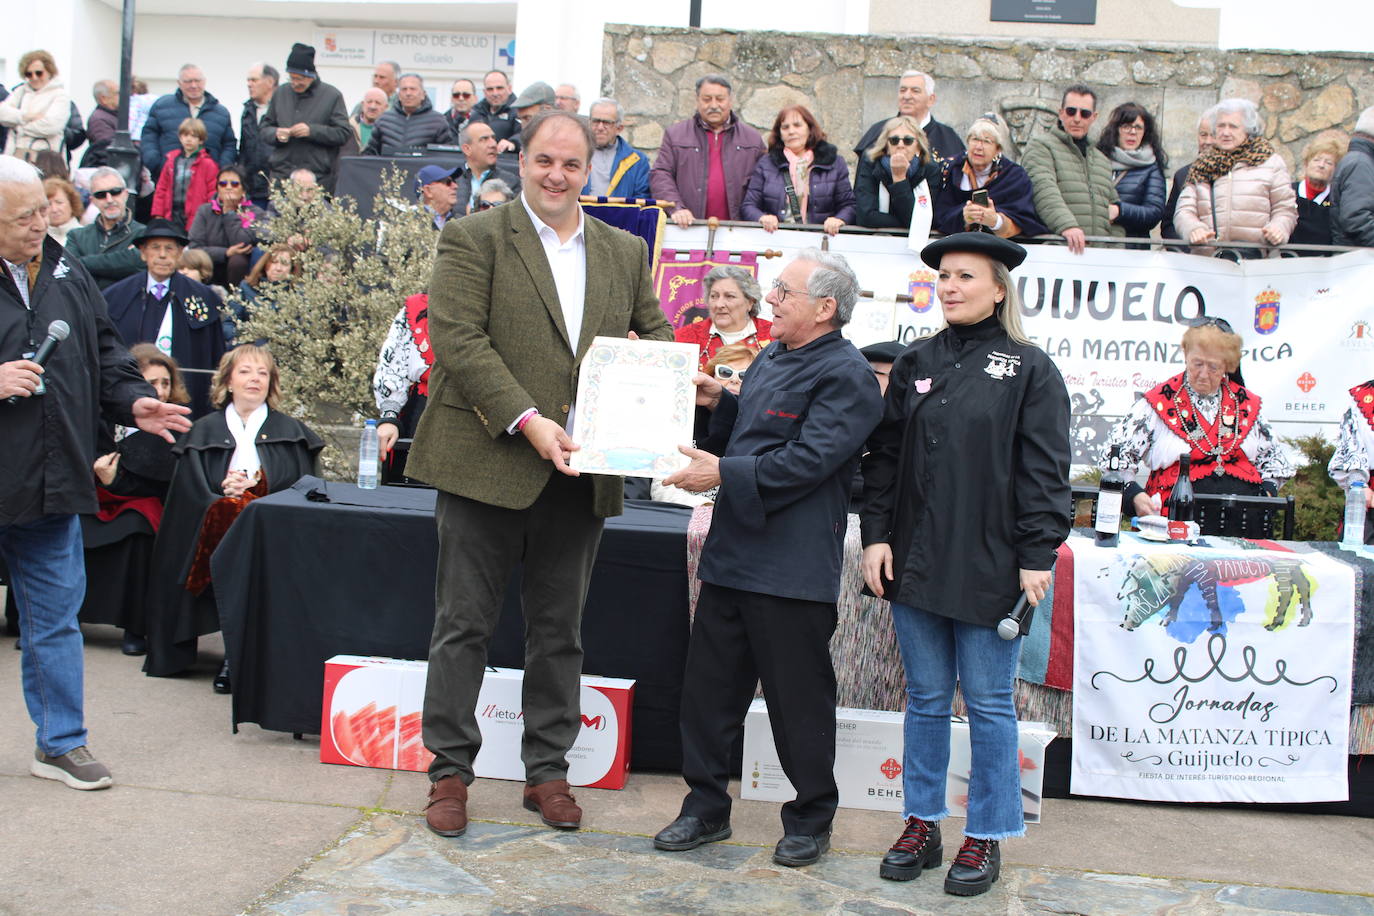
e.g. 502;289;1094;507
1188;135;1276;184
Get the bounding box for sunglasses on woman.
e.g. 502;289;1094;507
714;364;746;382
218;179;242;188
888;135;918;147
25;70;46;79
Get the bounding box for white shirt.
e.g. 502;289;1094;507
519;192;586;353
4;259;30;309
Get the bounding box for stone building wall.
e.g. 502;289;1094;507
603;25;1372;179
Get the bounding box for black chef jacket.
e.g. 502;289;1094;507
698;330;883;604
860;315;1071;627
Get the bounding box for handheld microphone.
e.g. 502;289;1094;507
7;320;70;405
996;592;1031;641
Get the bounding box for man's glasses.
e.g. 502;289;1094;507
218;179;242;188
452;91;474;99
888;135;918;147
714;364;746;382
24;70;45;79
91;188;126;200
589;118;619;128
1063;106;1094;118
770;278;805;303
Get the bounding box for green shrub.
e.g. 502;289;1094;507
1283;433;1342;542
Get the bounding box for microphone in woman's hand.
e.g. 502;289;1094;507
996;592;1030;641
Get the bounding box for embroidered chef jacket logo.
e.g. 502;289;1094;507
52;257;70;280
914;377;932;394
983;351;1020;380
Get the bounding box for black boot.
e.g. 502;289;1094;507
879;817;942;881
213;659;231;694
944;836;1000;896
121;631;148;656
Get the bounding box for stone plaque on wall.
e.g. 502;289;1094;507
991;0;1097;25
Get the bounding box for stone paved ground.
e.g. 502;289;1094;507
248;811;1374;916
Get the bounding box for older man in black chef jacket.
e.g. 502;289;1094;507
652;249;883;868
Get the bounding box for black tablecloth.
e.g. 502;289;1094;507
213;479;693;770
334;152;520;220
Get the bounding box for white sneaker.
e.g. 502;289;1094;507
31;746;113;790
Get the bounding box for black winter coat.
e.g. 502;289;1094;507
1290;181;1334;249
363;97;455;155
860;317;1072;627
854;115;965;164
1331;136;1374;247
1111;161;1167;238
467;97;519;145
855;154;944;230
0;237;154;526
238;98;272;201
143;407;322;676
260;80;352;186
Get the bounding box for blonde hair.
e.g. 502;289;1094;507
18;50;58;79
210;344;282;409
1302;136;1346;164
867;116;931;164
178;117;208;143
178;247;213;281
922;256;1033;346
1181;323;1242;372
704;343;760;377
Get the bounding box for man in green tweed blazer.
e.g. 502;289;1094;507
408;110;672;838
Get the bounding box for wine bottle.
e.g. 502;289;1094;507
1166;455;1196;541
1094;445;1125;547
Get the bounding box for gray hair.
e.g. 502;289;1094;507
796;248;859;328
0;156;43;187
89;165;126;189
177;63;202;79
380;61;401;78
399;73;423;86
1209;98;1263;137
703;265;763;317
965;117;1008;151
695;74;732;95
900;70;935;94
590;98;623;122
92;79;117;102
458;122;490;145
1197;105;1219;132
1356;105;1374;137
478;178;516;202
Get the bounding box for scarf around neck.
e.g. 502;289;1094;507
226;403;269;478
1109;146;1157;171
782;147;813;222
1189;135;1275;184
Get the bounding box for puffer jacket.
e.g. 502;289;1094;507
740;142;856;226
0;78;71;157
650;113;765;220
362;96;455;156
140;89;238;175
1111;162;1166;238
1174;153;1297;255
1331;135;1374;247
1021;123;1121;238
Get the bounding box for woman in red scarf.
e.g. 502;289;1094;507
673;266;771;369
1101;319;1293;527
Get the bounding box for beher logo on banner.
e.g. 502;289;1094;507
1297;372;1317;393
907;270;936;313
1071;540;1355;805
1253;287;1280;335
880;757;902;780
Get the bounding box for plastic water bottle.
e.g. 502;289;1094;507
357;419;379;490
1344;480;1367;547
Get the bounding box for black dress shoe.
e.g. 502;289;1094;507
121;632;148;656
880;817;942;881
213;659;231;694
772;832;830;867
653;815;732;851
944;837;1000;896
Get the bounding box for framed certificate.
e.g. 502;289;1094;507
570;337;700;478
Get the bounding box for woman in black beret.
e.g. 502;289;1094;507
860;232;1071;897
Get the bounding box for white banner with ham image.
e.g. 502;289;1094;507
320;657;634;790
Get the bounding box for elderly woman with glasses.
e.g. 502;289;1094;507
1100;319;1292;521
475;177;516;211
0;50;71;161
189;166;266;287
856;115;944;230
932;117;1046;239
1174;98;1297;258
673;265;772;369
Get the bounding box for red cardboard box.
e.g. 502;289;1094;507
320;658;635;789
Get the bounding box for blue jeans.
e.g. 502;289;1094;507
0;514;88;755
890;602;1025;840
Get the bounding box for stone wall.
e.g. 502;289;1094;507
603;25;1373;178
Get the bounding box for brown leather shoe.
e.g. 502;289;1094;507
424;775;469;837
522;778;582;829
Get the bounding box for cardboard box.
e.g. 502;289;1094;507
320;658;635;789
741;699;1055;823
